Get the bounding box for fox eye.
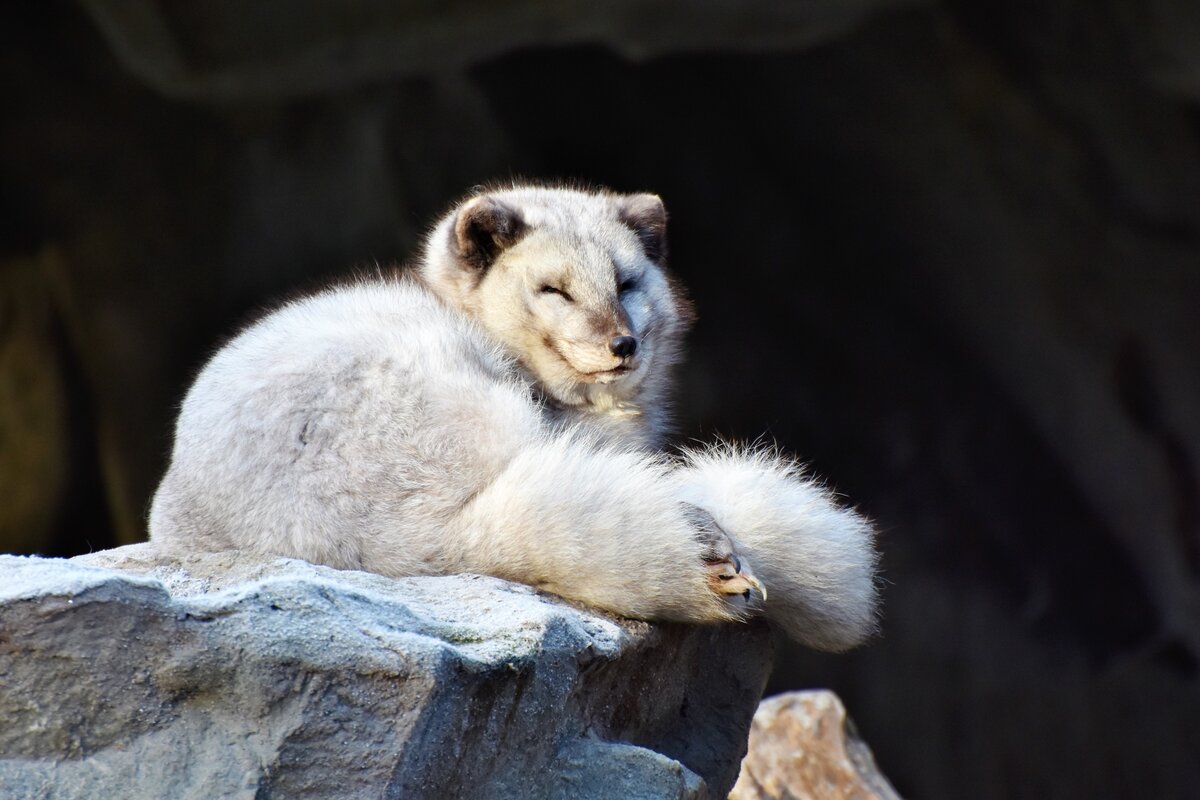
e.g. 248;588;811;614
540;285;574;303
618;278;638;294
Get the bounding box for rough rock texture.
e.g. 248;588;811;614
730;691;900;800
0;545;772;799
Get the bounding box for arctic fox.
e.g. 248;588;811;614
149;184;878;652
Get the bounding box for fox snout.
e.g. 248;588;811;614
609;335;638;359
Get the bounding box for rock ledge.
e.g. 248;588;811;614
0;544;772;799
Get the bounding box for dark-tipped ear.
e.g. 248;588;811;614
453;196;527;271
617;193;668;263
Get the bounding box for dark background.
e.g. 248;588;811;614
3;2;1199;797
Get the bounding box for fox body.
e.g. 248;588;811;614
150;185;878;651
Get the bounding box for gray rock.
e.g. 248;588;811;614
0;544;771;799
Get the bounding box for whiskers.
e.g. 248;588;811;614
638;320;660;342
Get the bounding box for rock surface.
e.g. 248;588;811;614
0;544;772;799
730;691;900;800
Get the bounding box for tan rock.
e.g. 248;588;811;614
730;690;900;800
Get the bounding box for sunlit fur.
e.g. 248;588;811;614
150;184;879;651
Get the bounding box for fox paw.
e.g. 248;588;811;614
682;503;767;610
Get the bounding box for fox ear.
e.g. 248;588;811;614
617;193;667;263
453;196;527;271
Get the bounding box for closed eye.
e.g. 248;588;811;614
540;285;574;302
618;278;638;294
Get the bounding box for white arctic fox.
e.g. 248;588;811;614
150;184;878;651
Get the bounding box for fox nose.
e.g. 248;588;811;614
609;335;638;358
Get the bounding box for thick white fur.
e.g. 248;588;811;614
150;184;879;651
676;445;879;651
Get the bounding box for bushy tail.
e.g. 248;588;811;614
446;433;879;650
675;444;880;652
447;433;745;626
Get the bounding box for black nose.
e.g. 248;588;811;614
609;335;638;358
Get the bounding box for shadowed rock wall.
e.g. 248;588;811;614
2;1;1199;797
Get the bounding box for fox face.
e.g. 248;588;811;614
422;187;689;409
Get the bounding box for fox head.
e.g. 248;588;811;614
420;185;691;411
